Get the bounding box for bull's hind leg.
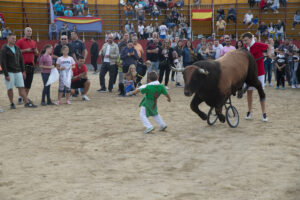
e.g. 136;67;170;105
248;78;266;101
190;94;207;120
215;106;225;123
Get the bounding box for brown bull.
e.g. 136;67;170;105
172;49;265;123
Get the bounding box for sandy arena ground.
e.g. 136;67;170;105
0;71;299;200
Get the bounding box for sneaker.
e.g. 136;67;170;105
41;102;47;106
18;97;23;105
296;84;299;88
159;125;167;131
176;83;184;87
292;85;296;89
10;103;16;109
66;100;71;105
69;96;73;101
268;83;273;87
56;100;62;105
82;95;90;101
144;127;154;134
72;93;78;97
92;71;98;74
24;102;37;108
276;86;279;90
108;89;112;93
245;112;253;120
171;78;175;82
0;108;4;113
165;86;169;90
262;113;268;122
97;88;107;92
281;86;285;90
47;101;56;106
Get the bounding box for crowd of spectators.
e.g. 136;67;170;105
52;0;89;17
122;1;191;40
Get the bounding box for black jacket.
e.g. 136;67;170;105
1;44;24;77
90;42;99;58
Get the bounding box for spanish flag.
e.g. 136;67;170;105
55;16;102;24
192;9;212;21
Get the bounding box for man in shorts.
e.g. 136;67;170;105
16;27;39;103
1;33;37;109
71;56;91;101
242;32;271;122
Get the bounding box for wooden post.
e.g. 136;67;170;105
284;2;287;40
21;0;25;30
235;0;238;40
211;0;214;35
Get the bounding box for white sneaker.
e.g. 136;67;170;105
165;86;169;90
245;112;253;120
296;84;299;88
292;85;296;89
159;125;167;131
262;113;268;122
269;83;273;87
82;95;90;101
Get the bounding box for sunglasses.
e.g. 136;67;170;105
225;38;230;39
61;38;67;40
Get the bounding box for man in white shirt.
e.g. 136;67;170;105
159;24;168;40
243;10;253;25
138;23;145;39
212;39;223;59
98;34;120;92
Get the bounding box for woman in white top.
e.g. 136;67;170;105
267;22;275;39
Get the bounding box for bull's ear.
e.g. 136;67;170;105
199;68;209;75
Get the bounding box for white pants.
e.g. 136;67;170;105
140;106;166;129
174;58;182;83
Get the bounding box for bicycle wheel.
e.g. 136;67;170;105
207;107;218;126
226;106;239;128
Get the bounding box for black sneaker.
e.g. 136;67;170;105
72;93;78;97
47;101;56;106
17;97;23;105
10;103;16;109
175;83;184;87
108;89;112;93
41;102;47;106
97;88;106;92
24;102;37;108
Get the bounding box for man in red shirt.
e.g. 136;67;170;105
71;56;91;101
16;27;39;103
242;32;271;122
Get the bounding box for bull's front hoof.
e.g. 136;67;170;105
218;114;225;123
200;113;207;120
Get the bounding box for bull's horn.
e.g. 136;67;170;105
199;68;209;75
171;67;184;72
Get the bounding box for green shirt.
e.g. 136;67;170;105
139;82;168;117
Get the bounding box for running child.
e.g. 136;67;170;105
126;71;171;134
56;45;75;104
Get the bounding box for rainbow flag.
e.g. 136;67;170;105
192;9;212;21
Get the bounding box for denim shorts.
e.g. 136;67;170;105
4;72;24;90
